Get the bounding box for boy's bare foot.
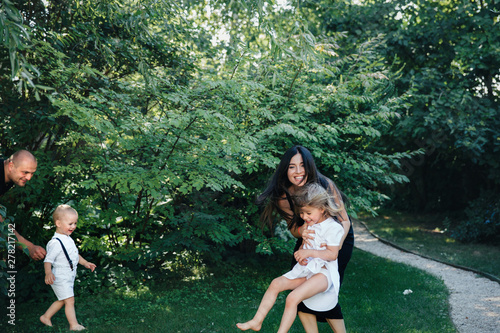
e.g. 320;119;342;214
40;315;52;327
70;324;86;331
236;319;262;331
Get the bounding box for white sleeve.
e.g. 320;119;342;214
43;239;62;264
324;223;345;246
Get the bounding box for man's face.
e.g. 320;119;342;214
7;159;37;187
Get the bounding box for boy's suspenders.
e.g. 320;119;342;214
54;238;74;271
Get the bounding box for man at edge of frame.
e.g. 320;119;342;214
1;149;46;261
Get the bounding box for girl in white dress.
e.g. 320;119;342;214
40;204;96;331
237;183;344;333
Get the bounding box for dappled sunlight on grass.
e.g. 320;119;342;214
380;227;395;234
114;284;152;298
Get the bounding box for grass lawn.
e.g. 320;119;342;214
3;249;455;332
358;209;500;280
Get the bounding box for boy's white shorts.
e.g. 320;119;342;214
50;267;76;300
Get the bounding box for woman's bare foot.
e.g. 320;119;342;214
70;324;86;331
40;315;52;327
236;319;262;331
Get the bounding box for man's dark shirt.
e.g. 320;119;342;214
0;159;14;196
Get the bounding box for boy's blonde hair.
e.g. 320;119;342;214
293;183;342;217
52;204;78;223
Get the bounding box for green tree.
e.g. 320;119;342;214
301;0;500;241
1;0;413;297
0;0;41;93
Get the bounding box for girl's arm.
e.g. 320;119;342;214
294;245;340;263
78;255;97;272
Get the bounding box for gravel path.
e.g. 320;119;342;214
353;220;500;333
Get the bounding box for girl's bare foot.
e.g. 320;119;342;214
236;319;262;331
70;324;86;331
40;315;52;327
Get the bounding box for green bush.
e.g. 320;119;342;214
448;192;500;243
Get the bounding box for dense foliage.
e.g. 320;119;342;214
296;0;500;242
1;0;498;297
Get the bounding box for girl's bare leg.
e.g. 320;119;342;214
63;297;86;331
40;300;64;326
327;319;346;333
277;274;328;333
298;311;319;333
237;276;306;331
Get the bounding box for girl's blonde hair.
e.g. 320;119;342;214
293;183;342;218
52;204;78;223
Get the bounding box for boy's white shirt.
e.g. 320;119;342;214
44;232;79;270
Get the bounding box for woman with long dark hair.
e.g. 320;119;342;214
257;145;354;332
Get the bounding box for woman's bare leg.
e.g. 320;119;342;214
298;311;319;333
237;276;306;331
327;319;346;333
277;274;328;333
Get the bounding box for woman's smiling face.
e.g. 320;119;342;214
287;153;307;187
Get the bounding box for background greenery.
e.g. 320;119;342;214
1;0;499;329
